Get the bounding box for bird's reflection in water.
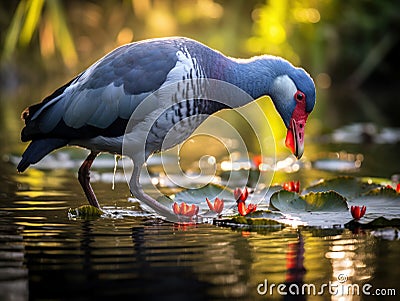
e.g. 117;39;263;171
284;232;306;301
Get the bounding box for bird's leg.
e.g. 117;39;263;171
129;165;177;220
78;151;101;208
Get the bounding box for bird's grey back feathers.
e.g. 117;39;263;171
21;38;220;143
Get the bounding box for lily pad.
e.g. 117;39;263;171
173;183;234;204
303;176;380;199
270;190;348;212
150;184;236;217
360;177;393;186
68;205;104;219
156;195;175;208
214;215;285;229
364;186;399;198
244;210;286;219
144;184;233;212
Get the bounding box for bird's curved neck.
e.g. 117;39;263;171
185;42;287;108
206;54;283;107
226;57;279;100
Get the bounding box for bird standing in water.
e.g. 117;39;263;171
17;37;316;217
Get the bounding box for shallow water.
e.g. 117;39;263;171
1;205;400;300
1;145;400;300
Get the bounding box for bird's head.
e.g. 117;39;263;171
269;63;316;159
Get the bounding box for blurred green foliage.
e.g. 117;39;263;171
2;0;77;67
2;0;399;86
1;0;399;136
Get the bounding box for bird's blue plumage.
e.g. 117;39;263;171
21;41;182;142
17;138;68;172
18;37;316;215
21;38;315;142
84;40;178;94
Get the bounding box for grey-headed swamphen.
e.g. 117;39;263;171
17;37;316;218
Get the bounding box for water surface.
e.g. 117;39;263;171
1;155;400;300
1;87;400;300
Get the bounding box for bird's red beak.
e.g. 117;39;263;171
285;117;306;159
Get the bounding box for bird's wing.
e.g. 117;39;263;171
22;39;183;141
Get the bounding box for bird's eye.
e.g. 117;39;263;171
295;91;305;102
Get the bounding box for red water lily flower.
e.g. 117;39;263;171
237;201;257;216
282;181;300;193
234;187;249;202
253;155;263;169
386;184;400;193
350;205;366;220
206;197;224;214
234;187;256;216
172;202;199;217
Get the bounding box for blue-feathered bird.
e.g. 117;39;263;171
17;37;316;217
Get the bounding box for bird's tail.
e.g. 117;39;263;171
17;138;69;172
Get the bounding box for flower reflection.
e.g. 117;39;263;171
173;222;197;231
285;233;306;299
241;231;251;238
286;233;306;282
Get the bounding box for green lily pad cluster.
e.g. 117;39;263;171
215;214;284;227
269;190;348;212
268;176;400;229
206;176;400;229
271;176;400;212
302;176;380;198
67;177;400;230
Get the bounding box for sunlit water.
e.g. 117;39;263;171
1;145;400;300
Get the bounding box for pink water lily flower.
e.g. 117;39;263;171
172;202;199;217
206;197;224;214
350;205;366;220
386;184;400;193
282;181;300;193
237;201;257;216
234;187;256;216
234;187;249;202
